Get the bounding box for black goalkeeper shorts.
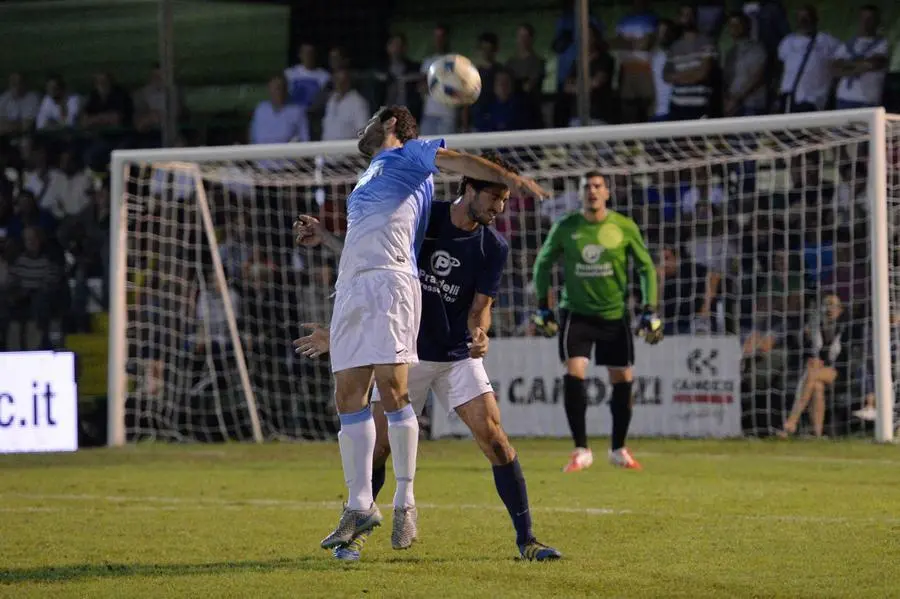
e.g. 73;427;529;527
558;309;634;368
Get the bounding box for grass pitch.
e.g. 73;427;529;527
1;439;898;598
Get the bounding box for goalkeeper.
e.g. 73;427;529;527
531;171;661;473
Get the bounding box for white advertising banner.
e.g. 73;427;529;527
0;351;78;453
431;336;742;439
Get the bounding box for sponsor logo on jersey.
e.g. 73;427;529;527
431;250;461;277
597;223;624;249
581;244;604;264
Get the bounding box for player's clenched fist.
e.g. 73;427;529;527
293;214;323;247
293;322;330;359
468;327;489;358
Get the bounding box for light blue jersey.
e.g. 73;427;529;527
336;138;445;288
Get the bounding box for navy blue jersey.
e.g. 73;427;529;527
416;201;509;362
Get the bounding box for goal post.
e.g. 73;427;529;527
108;108;897;445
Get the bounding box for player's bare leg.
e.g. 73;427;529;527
608;366;641;470
321;366;383;550
562;357;593;472
374;363;419;550
455;392;561;561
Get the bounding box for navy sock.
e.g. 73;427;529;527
491;456;534;546
563;374;589;448
371;464;386;502
610;381;633;451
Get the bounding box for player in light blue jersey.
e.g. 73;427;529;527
299;105;548;552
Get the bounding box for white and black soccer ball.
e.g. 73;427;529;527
426;54;482;107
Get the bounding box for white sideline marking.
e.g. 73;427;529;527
4;493;899;525
636;451;900;466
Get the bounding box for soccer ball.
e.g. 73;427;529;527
426;54;482;106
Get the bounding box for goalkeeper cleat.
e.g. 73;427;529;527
391;505;418;550
608;447;642;470
332;530;370;562
518;540;562;561
562;448;593;473
320;503;382;550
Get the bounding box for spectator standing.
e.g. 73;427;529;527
613;0;658;123
0;73;40;136
561;26;616;126
831;5;890;110
551;0;603;95
81;72;134;168
420;24;457;135
744;0;791;110
382;34;422;122
133;64;185;147
723;12;768;117
659;245;707;335
285;43;331;110
6;226;59;350
466;32;503;132
506;23;546;129
250;75;309;144
664;4;719;120
35;76;80;131
474;70;528;132
777;5;839;113
321;69;369;142
650;18;677;121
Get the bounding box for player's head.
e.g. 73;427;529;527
457;151;516;226
580;170;609;213
860;5;879;36
357;105;418;158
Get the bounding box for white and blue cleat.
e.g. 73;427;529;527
333;530;370;561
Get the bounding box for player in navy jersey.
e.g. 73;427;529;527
294;152;561;562
296;106;548;553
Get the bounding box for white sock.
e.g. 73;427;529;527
385;403;418;508
338;406;376;511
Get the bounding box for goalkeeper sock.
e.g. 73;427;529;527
563;374;589;449
371;464;386;501
338;406;376;511
492;456;534;546
610;381;634;451
385;403;418;508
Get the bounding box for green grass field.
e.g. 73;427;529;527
1;439;898;598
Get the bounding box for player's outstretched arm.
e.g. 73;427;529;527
293;214;344;256
434;147;549;200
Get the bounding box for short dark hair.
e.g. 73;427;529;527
800;4;818;23
478;32;499;49
390;32;408;45
376;105;418;143
861;4;879;17
457;151;518;197
518;23;535;38
580;170;606;185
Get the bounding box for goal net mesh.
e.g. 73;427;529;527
121;116;895;441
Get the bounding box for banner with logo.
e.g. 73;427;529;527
0;351;78;453
431;336;742;438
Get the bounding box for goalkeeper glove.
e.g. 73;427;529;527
636;306;663;345
532;308;559;338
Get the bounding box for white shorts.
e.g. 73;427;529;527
371;358;494;415
329;270;421;373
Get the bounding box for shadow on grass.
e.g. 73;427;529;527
0;555;498;584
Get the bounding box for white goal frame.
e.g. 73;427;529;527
107;107;894;445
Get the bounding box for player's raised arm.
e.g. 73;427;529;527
435;147;549;200
627;221;663;344
530;219;564;336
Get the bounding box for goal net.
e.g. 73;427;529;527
108;108;897;444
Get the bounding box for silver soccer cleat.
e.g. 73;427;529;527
391;505;418;550
320;503;382;550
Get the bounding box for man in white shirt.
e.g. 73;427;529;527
35;75;81;131
285;43;331;110
249;74;309;144
321;69;369;142
777;5;839;113
419;24;457;135
0;73;40;135
831;5;890;109
40;150;92;221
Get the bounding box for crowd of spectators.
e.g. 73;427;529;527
1;0;896;438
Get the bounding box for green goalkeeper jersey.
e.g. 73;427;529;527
533;210;657;320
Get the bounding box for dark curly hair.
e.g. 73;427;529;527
376;105;418;143
457;151;519;197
